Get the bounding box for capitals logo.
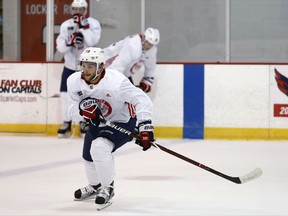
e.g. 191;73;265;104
275;68;288;97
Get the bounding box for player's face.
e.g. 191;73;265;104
142;41;154;51
81;62;97;82
72;7;85;16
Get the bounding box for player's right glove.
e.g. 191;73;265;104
74;32;84;45
139;77;154;93
136;120;154;151
66;32;84;47
66;33;77;46
79;97;102;126
73;14;90;29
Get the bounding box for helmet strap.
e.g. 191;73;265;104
91;63;104;82
91;63;99;81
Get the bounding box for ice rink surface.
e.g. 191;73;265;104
0;135;287;216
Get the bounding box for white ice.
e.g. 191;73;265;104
0;136;287;216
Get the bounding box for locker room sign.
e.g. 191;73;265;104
20;0;72;62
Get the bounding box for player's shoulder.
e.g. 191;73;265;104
87;17;101;25
125;34;141;43
61;18;73;26
105;68;126;79
123;34;142;52
67;71;82;84
104;69;128;86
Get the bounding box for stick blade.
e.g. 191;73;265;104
239;167;263;184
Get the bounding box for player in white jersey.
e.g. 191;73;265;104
67;47;154;210
104;27;160;93
56;0;101;138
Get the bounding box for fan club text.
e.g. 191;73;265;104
0;80;42;94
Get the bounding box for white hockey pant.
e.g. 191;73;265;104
60;92;71;122
90;137;115;187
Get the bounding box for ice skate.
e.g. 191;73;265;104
74;184;101;201
57;121;72;138
95;185;115;211
79;121;89;138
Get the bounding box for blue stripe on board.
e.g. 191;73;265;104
183;64;204;139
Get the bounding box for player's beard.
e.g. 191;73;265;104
82;68;104;84
82;71;95;83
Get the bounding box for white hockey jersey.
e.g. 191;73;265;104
67;69;153;124
104;34;157;78
56;17;101;70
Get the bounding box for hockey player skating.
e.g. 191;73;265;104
104;27;160;93
67;47;154;210
56;0;101;138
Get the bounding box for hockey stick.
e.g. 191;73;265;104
39;93;60;100
99;116;263;184
74;23;80;71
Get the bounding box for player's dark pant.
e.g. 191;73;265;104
127;76;134;84
82;118;137;162
60;67;75;92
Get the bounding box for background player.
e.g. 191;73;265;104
104;27;160;93
56;0;101;138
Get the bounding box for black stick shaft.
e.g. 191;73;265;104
150;142;241;183
100;117;242;184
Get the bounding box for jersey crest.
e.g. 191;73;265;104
130;60;144;74
95;98;112;117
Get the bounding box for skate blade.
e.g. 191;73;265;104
74;194;96;201
58;132;71;138
96;200;113;211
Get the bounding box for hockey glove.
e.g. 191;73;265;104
66;33;77;46
66;32;84;47
74;32;84;45
73;14;90;29
79;97;102;126
136;120;154;151
139;77;154;93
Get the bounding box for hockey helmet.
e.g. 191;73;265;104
144;28;160;45
80;47;105;81
80;47;105;65
71;0;88;8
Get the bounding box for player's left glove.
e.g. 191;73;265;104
66;33;77;46
74;32;84;45
136;120;154;151
73;14;90;29
79;97;102;126
139;77;154;93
